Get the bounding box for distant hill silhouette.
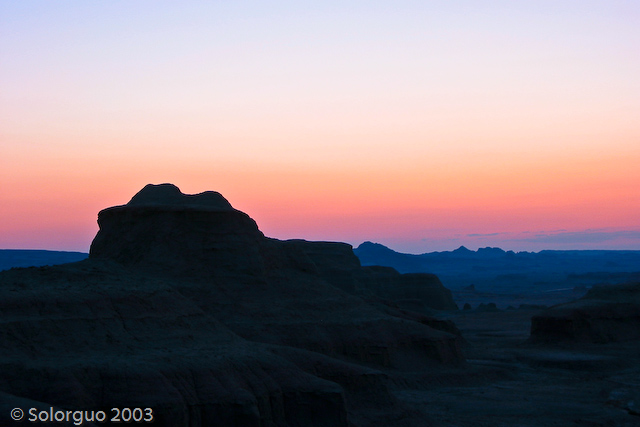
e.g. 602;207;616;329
354;241;640;293
0;184;462;427
0;249;88;271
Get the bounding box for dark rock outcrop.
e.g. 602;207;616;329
2;184;464;427
530;281;640;343
357;267;458;311
90;184;267;276
91;184;458;313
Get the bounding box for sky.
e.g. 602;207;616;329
1;1;639;254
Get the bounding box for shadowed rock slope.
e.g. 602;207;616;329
530;281;640;343
1;184;462;427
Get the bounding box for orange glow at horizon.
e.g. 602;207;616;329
2;2;639;252
2;133;637;252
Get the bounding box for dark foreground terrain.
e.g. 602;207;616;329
1;184;638;426
431;286;640;427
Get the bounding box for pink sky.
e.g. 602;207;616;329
1;1;639;253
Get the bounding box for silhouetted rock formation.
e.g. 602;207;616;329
476;302;500;312
91;184;458;312
530;282;640;343
90;184;266;276
1;184;463;427
357;267;458;311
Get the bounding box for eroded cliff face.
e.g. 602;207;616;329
90;184;267;276
2;184;463;427
530;281;640;344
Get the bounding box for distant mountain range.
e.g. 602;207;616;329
0;249;88;271
3;242;640;295
354;242;640;293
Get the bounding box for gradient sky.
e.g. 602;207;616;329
1;1;639;253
